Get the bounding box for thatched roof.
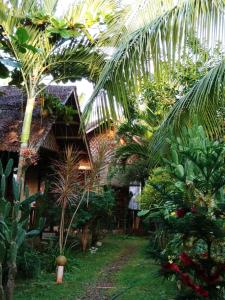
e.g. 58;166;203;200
0;85;75;152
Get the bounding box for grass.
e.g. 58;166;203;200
109;238;176;300
14;235;125;300
14;235;176;300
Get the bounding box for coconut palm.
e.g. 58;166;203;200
0;0;122;200
83;0;225;162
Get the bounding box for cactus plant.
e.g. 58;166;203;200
0;159;44;300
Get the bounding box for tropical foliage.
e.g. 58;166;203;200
83;0;225;164
1;0;225;299
74;188;115;247
0;0;121;193
141;126;225;299
0;159;44;300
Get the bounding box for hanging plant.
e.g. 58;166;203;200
39;92;77;123
20;145;39;167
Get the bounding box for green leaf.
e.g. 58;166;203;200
3;201;11;218
11;220;18;239
137;209;150;217
171;149;179;164
13;178;19;201
23;44;39;53
26;229;41;238
4;159;13;177
17;45;27;53
1;175;6;197
20;192;42;209
174;164;184;178
38;217;45;230
15;27;29;44
0;241;6;263
16;229;26;248
50;17;67;29
174;181;185;191
59;30;74;39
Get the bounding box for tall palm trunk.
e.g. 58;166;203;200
17;97;35;201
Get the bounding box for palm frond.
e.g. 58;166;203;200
83;0;225;123
148;59;225;166
116;142;150;162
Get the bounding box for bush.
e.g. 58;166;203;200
17;244;41;279
140;167;173;209
146;126;225;299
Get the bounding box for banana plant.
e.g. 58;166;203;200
0;159;44;300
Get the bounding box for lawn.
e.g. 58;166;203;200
109;237;176;300
14;236;123;300
14;235;176;300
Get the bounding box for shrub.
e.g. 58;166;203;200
17;245;41;279
146;126;225;299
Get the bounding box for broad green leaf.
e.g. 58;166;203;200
20;192;42;209
17;45;27;53
0;241;6;263
26;229;41;238
4;159;13;177
23;44;39;53
137;209;150;217
15;27;29;44
13;178;19;201
1;175;6;197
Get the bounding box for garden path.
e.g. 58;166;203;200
14;236;175;300
79;240;139;300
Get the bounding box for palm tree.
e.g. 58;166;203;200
0;0;119;200
83;0;225;162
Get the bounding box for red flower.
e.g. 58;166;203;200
180;272;209;298
176;208;186;218
180;272;193;286
164;262;180;273
179;252;194;266
194;285;209;298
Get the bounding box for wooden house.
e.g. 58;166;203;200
0;85;92;195
86;121;131;232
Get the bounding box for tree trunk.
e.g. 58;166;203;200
17;97;35;201
59;206;65;255
0;264;5;300
81;224;89;252
91;218;99;246
5;243;17;300
5;262;16;300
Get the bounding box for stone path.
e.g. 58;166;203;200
79;244;138;300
